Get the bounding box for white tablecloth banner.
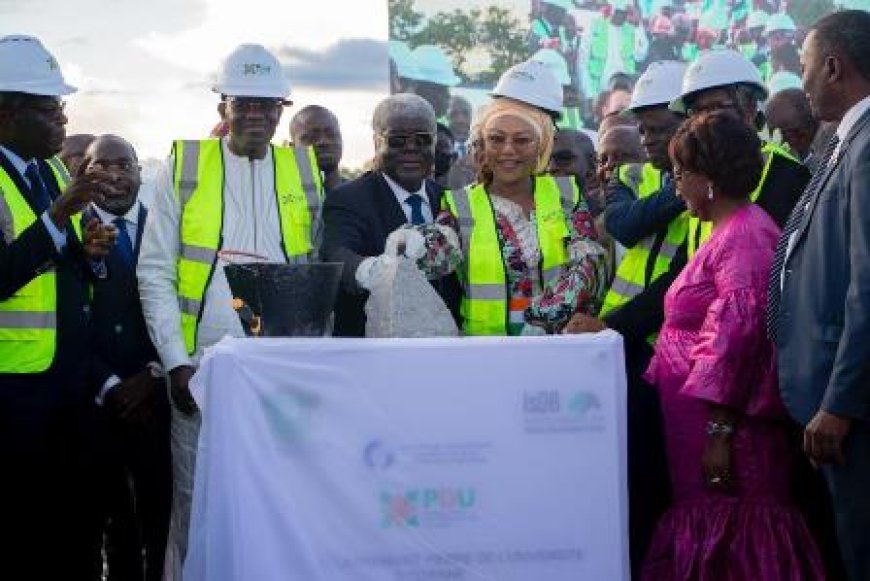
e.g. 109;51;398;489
185;333;628;581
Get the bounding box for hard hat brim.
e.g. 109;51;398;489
212;85;291;100
0;80;77;96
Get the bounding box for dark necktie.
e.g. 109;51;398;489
406;193;426;225
24;162;52;215
766;134;840;342
113;216;135;266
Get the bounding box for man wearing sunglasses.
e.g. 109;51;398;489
323;93;461;336
0;34;120;578
136;43;324;576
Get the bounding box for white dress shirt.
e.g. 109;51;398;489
382;172;434;224
138;138;305;372
782;94;870;285
92;199;140;243
0;144;67;250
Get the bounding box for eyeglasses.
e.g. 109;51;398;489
225;97;288;114
380;131;434;149
686;100;738;117
483;133;537;152
88;159;138;172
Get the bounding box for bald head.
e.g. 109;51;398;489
765;88;819;160
82;134;140;216
290;105;343;173
60;133;96;176
597;125;644;185
447;95;472;142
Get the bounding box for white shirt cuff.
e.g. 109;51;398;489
40;212;67;252
160;339;194;374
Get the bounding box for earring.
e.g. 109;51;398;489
707;183;714;200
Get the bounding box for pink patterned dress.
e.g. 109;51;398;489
642;204;824;580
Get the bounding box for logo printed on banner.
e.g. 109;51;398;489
522;390;605;433
380;487;477;529
364;440;396;471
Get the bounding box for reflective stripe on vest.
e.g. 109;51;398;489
558;107;583;130
444;175;579;336
174;139;323;354
589;19;636;84
600;163;688;326
0;157;79;373
687;142;793;257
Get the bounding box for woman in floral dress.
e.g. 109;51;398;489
411;97;608;335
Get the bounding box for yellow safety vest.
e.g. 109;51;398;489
443;175;579;336
0;157;82;373
687;142;797;257
600;163;688;319
173;139;323;354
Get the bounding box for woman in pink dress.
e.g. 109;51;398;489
642;110;824;580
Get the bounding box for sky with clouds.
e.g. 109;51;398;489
1;0;390;167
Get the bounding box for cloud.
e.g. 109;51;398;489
277;39;388;91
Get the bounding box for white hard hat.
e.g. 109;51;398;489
747;9;769;29
389;40;419;80
492;59;563;118
765;12;796;34
212;43;291;100
0;35;76;96
405;45;460;87
767;71;803;95
629;60;687;110
530;48;571;85
671;49;768;113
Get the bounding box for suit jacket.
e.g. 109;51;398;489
90;204;159;383
321;171;462;337
0;151;94;404
776;108;870;424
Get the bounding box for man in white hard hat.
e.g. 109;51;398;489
404;45;460;121
0;34;119;578
137;42;324;578
579;0;649;101
671;49;810;256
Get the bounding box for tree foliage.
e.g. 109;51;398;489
388;1;528;84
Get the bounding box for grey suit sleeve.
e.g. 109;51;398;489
823;146;870;419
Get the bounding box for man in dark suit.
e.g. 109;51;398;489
322;93;461;336
769;11;870;580
85;135;171;581
0;34;117;578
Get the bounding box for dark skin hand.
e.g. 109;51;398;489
562;312;607;334
169;365;197;415
82;217;117;260
48;168;116;229
104;369;163;426
804;410;852;467
701;405;737;492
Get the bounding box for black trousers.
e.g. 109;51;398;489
0;385;103;580
624;339;672;576
98;395;172;581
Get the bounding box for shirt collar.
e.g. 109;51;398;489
0;144;33;181
836;94;870;144
381;172;429;205
92;198;141;225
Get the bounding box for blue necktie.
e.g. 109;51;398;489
24;162;52;214
406;194;426;225
113;216;135;266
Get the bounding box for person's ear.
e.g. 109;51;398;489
826;55;842;84
218;101;227;121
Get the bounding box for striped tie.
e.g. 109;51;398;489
765;134;840;342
